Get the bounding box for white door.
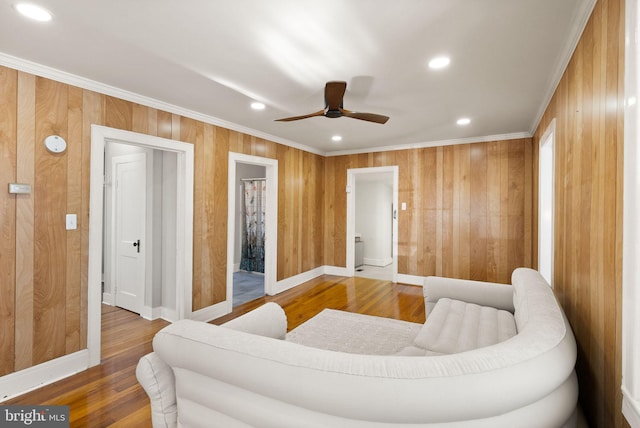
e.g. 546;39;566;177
113;153;146;313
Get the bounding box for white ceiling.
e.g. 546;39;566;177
0;0;594;155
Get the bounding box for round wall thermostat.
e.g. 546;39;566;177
44;135;67;153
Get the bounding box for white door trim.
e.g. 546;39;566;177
346;166;399;281
227;152;278;312
88;125;194;367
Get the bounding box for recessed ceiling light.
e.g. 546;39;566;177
14;3;52;22
332;135;342;142
250;102;265;110
428;56;450;70
457;118;471;126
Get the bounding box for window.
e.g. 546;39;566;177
538;119;555;287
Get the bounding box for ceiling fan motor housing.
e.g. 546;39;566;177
325;109;342;118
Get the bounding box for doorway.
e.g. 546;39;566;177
102;142;179;320
88;125;194;367
227;153;278;312
346;166;399;282
233;163;266;307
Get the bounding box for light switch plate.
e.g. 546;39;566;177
66;214;77;230
401;202;407;210
8;183;31;194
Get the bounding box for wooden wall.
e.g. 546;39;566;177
0;66;325;377
324;139;533;284
532;0;627;426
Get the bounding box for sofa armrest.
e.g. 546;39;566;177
221;302;287;339
136;352;177;428
424;277;515;316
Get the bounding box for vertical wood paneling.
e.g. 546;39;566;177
80;90;104;349
486;141;501;282
396;150;409;274
323;156;336;266
507;142;525;277
523;139;533;266
333;155;348;268
65;86;83;354
324;138;532;284
15;71;35;371
0;66;17;376
192;123;208;310
1;65;327;376
211;124;228;304
156;110;172;139
423;148;437;276
105;96;132;131
131;104;149;134
470;143;487;280
191;120;205;310
33;78;68;364
532;0;625;426
434;148;442;276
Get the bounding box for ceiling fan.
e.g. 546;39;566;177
275;81;389;124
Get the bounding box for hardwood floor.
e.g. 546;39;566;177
4;275;424;427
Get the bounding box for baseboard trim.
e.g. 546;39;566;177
160;307;179;323
140;305;157;321
0;350;89;403
274;266;325;295
140;305;179;323
396;273;425;286
622;388;640;428
363;257;393;267
323;266;349;277
190;301;230;323
102;292;114;305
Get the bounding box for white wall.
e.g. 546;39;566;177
234;163;266;269
355;179;393;266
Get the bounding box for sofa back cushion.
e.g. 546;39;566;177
413;298;517;354
511;268;553;332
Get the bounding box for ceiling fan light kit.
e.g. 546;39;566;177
276;81;389;124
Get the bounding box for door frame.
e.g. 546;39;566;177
346;166;399;281
88;125;194;367
227;152;278;312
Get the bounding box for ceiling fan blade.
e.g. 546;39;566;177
325;81;347;110
275;110;325;122
340;108;389;124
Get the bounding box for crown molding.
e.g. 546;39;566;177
0;52;536;158
325;132;532;157
529;0;597;136
0;51;324;156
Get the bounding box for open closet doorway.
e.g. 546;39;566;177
102;142;182;321
346;166;399;282
227;153;278;311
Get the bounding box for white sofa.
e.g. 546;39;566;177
136;268;578;427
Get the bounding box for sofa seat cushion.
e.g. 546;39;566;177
414;298;517;354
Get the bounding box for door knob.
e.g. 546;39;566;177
133;239;141;253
